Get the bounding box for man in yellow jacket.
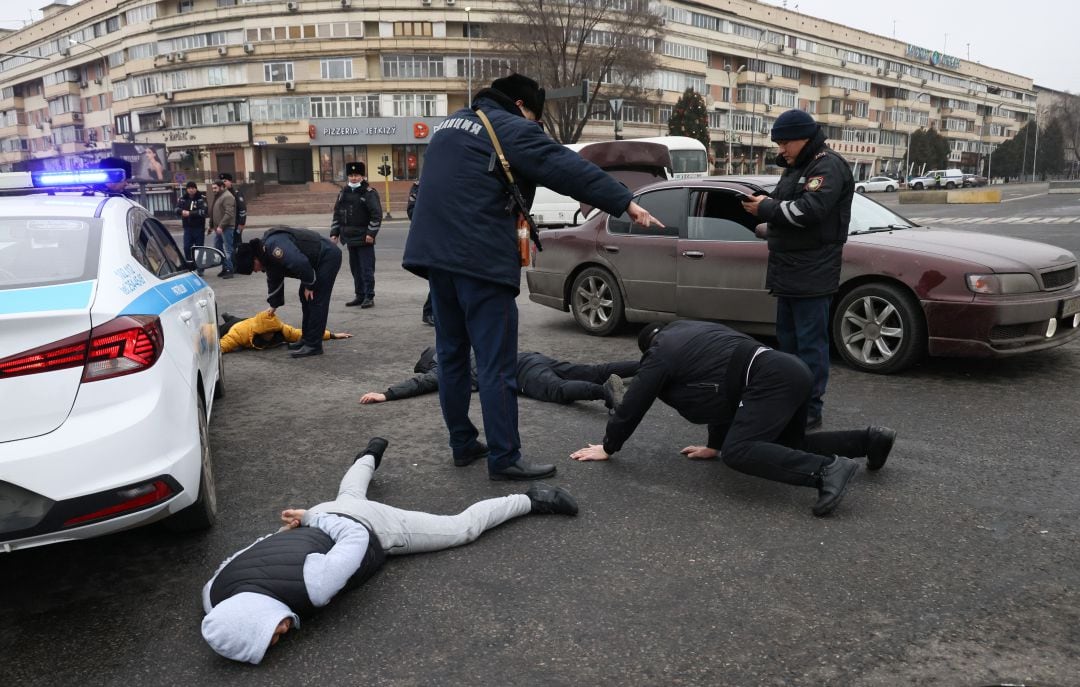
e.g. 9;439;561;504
219;311;352;353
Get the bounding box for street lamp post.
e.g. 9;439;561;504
723;63;746;174
901;90;929;182
464;7;473;104
69;39;113;148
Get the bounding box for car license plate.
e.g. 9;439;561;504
1061;297;1080;318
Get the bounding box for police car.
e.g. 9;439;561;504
0;169;225;552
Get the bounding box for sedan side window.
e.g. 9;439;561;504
687;191;760;242
607;189;683;237
143;218;186;274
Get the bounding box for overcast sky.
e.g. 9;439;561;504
1;0;1075;92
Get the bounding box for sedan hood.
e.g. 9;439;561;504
855;227;1076;271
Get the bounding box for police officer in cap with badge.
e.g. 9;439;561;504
330;161;382;308
234;227;343;358
740;109;854;429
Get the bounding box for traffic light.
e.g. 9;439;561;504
378;164;391;177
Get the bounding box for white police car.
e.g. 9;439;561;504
0;169;225;552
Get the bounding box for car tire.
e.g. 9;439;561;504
855;186;866;194
213;348;225;400
885;185;895;192
164;396;217;533
832;282;926;375
945;181;956;189
913;182;924;190
570;266;624;337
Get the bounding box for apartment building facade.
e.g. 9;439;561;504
0;0;1037;185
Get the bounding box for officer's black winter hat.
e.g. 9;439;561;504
346;161;366;176
491;73;545;119
98;156;132;180
185;181;198;189
218;172;234;182
233;239;261;275
770;109;819;142
638;322;666;354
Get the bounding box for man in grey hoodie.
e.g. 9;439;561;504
201;437;578;664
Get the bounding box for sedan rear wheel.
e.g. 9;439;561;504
885;185;895;193
164;396;217;532
570;266;624;336
832;283;926;374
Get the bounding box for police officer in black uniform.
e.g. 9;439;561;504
233;226;343;358
406;181;434;325
741;110;854;429
330;161;382;308
571;320;896;517
176;181;208;269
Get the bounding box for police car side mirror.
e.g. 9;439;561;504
190;245;225;271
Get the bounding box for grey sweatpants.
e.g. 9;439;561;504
309;455;532;555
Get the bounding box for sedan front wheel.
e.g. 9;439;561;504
832;283;926;374
570;266;624;336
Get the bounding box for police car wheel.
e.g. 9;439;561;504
570;266;624;337
832;282;926;375
164;395;218;533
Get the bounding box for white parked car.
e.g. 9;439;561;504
855;176;899;193
0;169;225;552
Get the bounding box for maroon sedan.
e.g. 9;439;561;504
526;175;1080;374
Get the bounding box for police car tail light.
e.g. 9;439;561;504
82;315;163;382
63;479;174;528
0;333;89;379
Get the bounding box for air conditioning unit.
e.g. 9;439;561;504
94;77;102;85
72;112;82;121
422;0;432;5
164;91;174;100
840;59;847;67
165;54;175;62
285;80;295;90
44;117;52;125
777;44;785;53
446;0;456;5
921;78;928;86
244;43;255;53
876;67;883;75
218;46;228;56
792;48;798;55
341;0;351;6
843;88;851;96
764;104;772;112
845;113;852;120
155;118;165;129
60;48;70;57
80;80;89;88
286;1;300;10
765;73;773;81
175;52;186;61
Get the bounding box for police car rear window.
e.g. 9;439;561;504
0;218;100;290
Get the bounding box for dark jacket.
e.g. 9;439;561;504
227;187;247;228
261;227;336;308
385;346;478;401
403;88;634;292
330;181;382;246
756;128;853;297
176;191;208;231
406;182;419;221
602;320;763;455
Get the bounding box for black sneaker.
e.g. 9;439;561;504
360;298;374;309
346;298;364;307
356;437;389;470
866;426;896;471
602;374;625;410
812;456;858;516
219;271;234;280
453;441;489;467
526;484;578;516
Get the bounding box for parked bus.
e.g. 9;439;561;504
530;136;708;228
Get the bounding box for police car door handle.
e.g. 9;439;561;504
602;245;620;254
179;310;194;322
682;250;705;259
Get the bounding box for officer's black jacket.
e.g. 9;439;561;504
756;128;853;296
384;348;578;401
602;321;761;455
261;227;335;308
228;187;247;227
175;191;208;230
330;181;382;246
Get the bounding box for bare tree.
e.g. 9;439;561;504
487;0;663;143
1047;91;1080;175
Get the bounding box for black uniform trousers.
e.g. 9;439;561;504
347;243;376;300
183;225;205;263
519;355;637;404
720;350;870;487
299;246;342;349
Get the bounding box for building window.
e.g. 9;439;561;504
310;94;380;118
391;144;425;181
319;145;368;182
391;93;437;117
382;55;444;79
178;0;195;13
264;62;294;83
320;59;353;80
394;22;433;37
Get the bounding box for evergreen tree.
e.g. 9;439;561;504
1037;118;1065;176
668;88;710;151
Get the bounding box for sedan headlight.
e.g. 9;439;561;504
966;273;1040;294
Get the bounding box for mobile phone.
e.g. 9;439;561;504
734;191;755;201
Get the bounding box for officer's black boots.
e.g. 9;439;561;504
346;298;364;307
287;341;305;351
812;456;858;516
356;437;389;470
290;345;323;358
489;459;557;481
865;426;896;471
360;298;374;309
453;440;490;467
602;374;625;411
526;484;579;516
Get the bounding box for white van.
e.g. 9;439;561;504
531;136;708;227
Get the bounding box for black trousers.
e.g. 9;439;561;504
182;224;205;262
519;354;638;404
720;350;869;488
347;243;375;300
300;248;342;348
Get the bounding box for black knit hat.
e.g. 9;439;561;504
491;73;545;119
185;181;198;189
233;238;261;275
638;322;666;354
98;156;131;180
345;161;365;176
770;109;819;142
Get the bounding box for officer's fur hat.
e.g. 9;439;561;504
491;73;545;120
345;161;366;177
638;322;666;354
233;239;262;275
98;156;132;180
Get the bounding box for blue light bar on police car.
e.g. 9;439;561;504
31;169;126;187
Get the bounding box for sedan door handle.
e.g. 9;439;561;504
179;310;194;323
682;250;705;259
601;245;620;254
196;299;208;308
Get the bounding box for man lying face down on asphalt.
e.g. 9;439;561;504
571;320;897;516
201;438;578;664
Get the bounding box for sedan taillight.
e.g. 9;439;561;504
0;315;163;382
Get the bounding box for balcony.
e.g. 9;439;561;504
50;110;85;128
43;80;81;99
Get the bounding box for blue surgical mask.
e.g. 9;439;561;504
348;181;363;189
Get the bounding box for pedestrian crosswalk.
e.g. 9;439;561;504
910;216;1080;225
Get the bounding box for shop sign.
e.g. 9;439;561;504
905;44;961;70
310;117;445;145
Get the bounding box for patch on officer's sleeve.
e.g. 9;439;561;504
805;176;824;191
272;246;284;259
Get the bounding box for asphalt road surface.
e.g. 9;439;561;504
3;188;1079;686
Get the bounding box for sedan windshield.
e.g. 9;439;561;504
848;194;917;235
